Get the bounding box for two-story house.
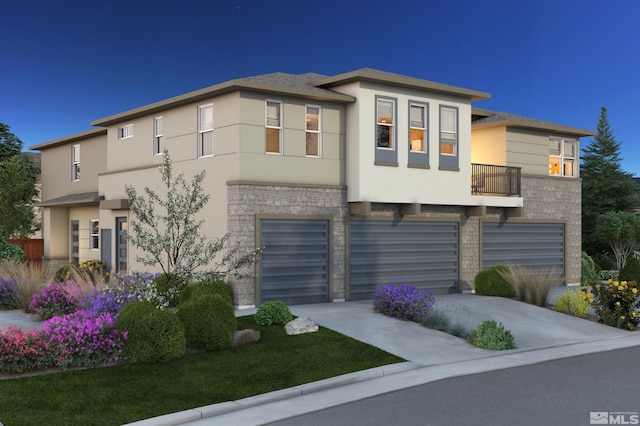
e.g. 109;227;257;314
29;68;593;308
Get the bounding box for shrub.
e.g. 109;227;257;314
619;256;640;284
178;294;237;351
54;264;72;283
153;273;186;308
449;322;468;339
599;270;618;281
115;300;185;363
41;310;128;368
179;279;233;307
0;326;56;373
499;265;561;306
101;272;167;309
553;289;590;318
420;310;450;331
0;239;24;263
0;259;52;311
29;281;82;320
474;265;515;298
581;252;600;286
82;291;136;317
0;278;18;310
372;283;435;322
466;320;515;350
583;280;640;330
255;300;294;326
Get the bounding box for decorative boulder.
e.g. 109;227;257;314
232;329;261;347
285;317;319;335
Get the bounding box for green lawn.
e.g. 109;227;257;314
0;315;404;425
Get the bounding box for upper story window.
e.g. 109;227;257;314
549;137;577;177
266;100;283;154
118;123;133;139
90;220;99;250
376;99;395;149
440;107;457;155
153;116;163;155
72;144;80;181
306;105;321;157
410;103;426;152
198;104;213;157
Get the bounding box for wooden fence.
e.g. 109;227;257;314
6;238;44;265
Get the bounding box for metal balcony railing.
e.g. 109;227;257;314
471;163;521;196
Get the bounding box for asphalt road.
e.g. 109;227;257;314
269;346;640;426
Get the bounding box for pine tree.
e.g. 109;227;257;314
581;106;637;255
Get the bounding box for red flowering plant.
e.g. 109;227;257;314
0;326;56;373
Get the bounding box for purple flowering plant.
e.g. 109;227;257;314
29;280;82;320
0;278;18;310
372;283;435;322
83;291;136;317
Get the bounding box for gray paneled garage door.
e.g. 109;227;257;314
349;220;459;300
482;222;564;273
259;218;330;305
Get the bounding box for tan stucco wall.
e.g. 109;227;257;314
471;126;507;165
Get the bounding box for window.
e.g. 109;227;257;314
72;144;80;181
306;105;321;157
198;104;213;157
90;220;99;250
153;116;163;155
71;220;79;264
549;137;577;177
118;124;133;139
409;104;426;152
440;107;457;155
266;100;282;154
376;99;395;149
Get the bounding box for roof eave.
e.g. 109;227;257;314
472;119;595;137
28;128;107;151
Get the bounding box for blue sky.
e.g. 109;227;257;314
2;0;639;174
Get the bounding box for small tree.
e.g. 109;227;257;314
595;211;640;272
125;150;257;285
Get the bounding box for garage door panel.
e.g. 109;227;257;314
349;220;459;300
260;219;330;305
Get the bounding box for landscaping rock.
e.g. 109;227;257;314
232;329;261;347
285;317;318;335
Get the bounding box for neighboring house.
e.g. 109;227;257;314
29;68;593;308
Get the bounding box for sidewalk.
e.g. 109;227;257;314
126;291;640;426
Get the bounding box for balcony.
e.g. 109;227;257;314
471;163;521;196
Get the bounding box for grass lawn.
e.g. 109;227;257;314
0;315;404;425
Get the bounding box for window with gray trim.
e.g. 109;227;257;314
439;106;459;169
375;96;398;165
408;102;429;168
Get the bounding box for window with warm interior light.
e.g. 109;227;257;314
118;124;133;139
90;220;99;250
410;103;426;152
440;107;457;155
198;104;213;157
377;99;395;149
306;105;321;157
266;100;282;154
153;116;163;155
549;137;577;177
72;144;80;181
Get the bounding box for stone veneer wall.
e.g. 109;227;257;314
227;183;347;307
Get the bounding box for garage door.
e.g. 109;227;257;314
482;222;564;273
349;220;459;300
259;218;330;305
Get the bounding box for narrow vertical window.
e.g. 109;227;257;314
72;144;80;181
90;220;99;250
266;100;282;154
409;104;426;152
153;116;163;155
440;107;457;155
306;105;321;157
71;220;79;264
376;99;394;149
198;104;213;157
549;138;561;176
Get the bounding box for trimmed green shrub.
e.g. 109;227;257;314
619;256;640;283
115;300;185;363
581;252;600;286
255;300;293;326
474;265;516;298
467;320;515;350
0;239;24;263
177;294;236;351
179;279;233;307
153;273;186;307
553;289;590;318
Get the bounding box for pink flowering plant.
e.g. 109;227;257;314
41;310;128;368
28;280;82;320
0;326;56;373
373;283;435;322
